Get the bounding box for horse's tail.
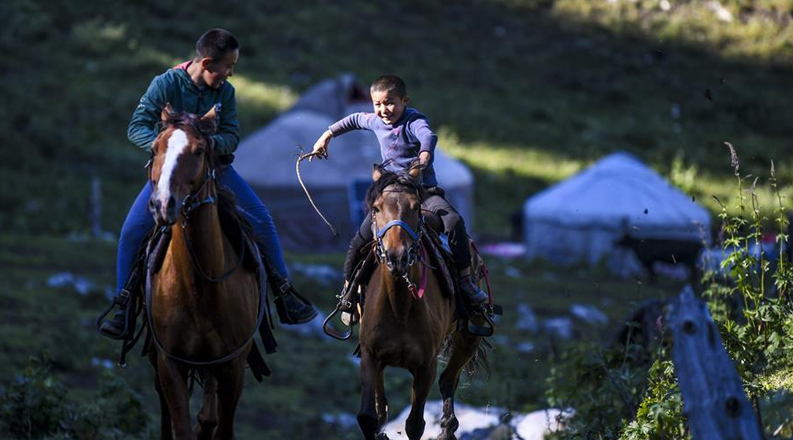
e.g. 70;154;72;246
468;338;492;379
439;335;493;380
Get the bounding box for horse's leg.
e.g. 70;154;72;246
212;357;246;440
375;368;388;429
195;371;219;440
150;352;173;440
157;356;196;440
437;332;481;440
357;349;383;440
405;361;437;440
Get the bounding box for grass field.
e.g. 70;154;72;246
2;0;791;437
0;232;683;438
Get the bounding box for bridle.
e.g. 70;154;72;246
147;125;244;284
372;186;428;298
374;217;424;271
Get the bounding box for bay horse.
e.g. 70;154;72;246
147;104;261;440
357;164;486;440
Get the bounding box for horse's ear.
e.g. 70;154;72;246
160;103;173;123
372;164;384;182
407;158;422;180
201;104;218;121
199;105;219;134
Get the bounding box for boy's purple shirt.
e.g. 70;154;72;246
328;107;438;187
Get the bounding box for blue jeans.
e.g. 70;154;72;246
115;166;288;293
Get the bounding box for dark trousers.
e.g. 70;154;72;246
342;192;471;280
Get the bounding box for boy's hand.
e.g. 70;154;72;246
310;130;332;161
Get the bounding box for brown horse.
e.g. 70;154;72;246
357;164;486;440
147;105;260;440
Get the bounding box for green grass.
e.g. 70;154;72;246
0;232;683;437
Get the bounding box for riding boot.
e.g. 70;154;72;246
99;289;135;340
274;279;318;325
458;274;489;309
264;264;318;324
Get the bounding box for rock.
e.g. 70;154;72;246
511;408;572;440
569;304;608;325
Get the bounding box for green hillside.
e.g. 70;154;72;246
3;0;792;236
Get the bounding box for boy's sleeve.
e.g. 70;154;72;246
127;75;169;151
211;86;239;156
328;112;373;136
410;117;438;156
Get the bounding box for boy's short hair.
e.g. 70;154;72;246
195;29;240;61
370;75;407;98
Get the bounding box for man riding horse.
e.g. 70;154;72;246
99;28;316;340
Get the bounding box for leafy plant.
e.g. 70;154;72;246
0;355;150;440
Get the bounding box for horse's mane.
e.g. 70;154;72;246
364;166;427;213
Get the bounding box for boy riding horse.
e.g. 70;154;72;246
311;75;489;323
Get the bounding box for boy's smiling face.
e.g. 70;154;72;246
201;49;239;89
371;90;408;125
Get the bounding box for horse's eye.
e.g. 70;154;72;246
194;149;205;156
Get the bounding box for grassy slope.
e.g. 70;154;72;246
2;0;792;235
1;0;792;437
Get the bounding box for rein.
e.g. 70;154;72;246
177;168;247;284
144;230;268;367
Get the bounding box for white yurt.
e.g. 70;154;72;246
522;152;711;275
234;74;474;252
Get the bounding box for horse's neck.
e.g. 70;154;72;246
375;265;421;322
170;204;226;282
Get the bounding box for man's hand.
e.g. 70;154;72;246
310;130;333;161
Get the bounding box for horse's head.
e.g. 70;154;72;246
148;104;219;225
367;162;425;277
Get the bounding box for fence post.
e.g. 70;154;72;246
667;285;763;440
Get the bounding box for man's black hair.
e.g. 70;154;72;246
195;29;240;61
370;74;407;99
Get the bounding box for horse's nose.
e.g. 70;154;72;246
149;193;178;224
386;248;408;276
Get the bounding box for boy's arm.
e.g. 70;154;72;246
311;113;372;159
127;76;169;151
410;118;438;167
328;112;373;136
210;87;239;156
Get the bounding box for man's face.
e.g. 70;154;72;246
202;49;239;89
371;90;407;125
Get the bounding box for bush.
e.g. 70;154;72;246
0;355;150;440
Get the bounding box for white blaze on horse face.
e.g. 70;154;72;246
156;129;189;206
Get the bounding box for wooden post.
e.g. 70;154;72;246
667;285;763;440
